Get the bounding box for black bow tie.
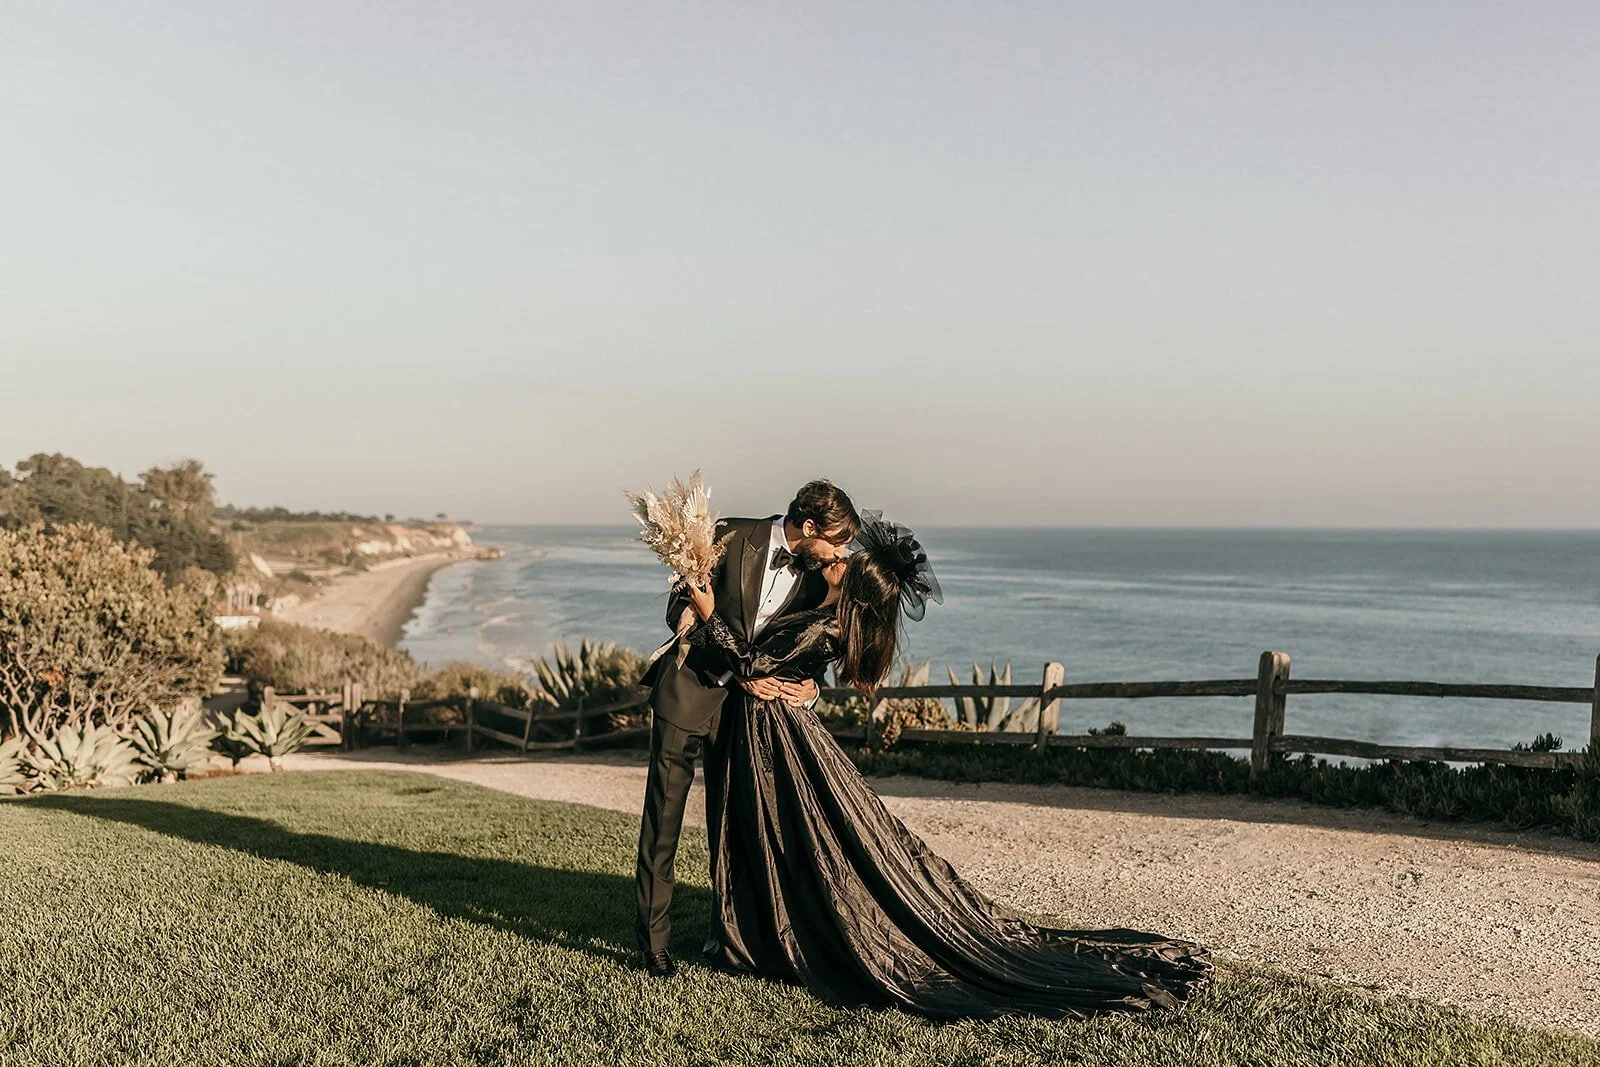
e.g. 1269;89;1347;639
770;546;796;571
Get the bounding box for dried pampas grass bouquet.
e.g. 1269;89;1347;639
625;470;734;592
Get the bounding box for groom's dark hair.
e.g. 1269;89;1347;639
787;480;860;544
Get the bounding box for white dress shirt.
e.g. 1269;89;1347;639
718;516;818;708
753;516;800;639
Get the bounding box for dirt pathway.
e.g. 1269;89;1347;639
277;747;1600;1037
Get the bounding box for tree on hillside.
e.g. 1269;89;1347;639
140;459;216;519
0;523;224;740
0;454;235;583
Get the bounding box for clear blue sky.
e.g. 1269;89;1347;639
3;3;1596;526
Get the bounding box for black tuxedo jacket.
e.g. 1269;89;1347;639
641;514;828;733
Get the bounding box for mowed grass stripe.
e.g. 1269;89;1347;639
0;770;1591;1067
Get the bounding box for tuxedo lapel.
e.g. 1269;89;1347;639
739;525;768;640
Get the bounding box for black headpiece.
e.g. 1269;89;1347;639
851;511;942;621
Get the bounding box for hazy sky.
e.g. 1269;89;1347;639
3;3;1596;526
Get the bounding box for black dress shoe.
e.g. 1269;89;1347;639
642;950;676;978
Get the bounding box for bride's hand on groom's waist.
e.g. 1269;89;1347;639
740;677;784;700
777;679;817;706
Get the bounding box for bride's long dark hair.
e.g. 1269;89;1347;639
834;551;904;693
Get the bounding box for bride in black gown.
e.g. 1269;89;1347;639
679;513;1213;1020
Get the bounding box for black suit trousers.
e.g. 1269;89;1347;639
634;695;731;954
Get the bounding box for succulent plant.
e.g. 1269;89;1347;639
0;735;33;794
131;707;219;783
207;709;257;768
24;722;142;790
948;661;1039;732
531;639;644;710
235;698;314;772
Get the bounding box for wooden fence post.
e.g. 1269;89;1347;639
573;698;586;752
350;682;364;749
520;700;535;753
261;686;275;717
340;682;353;751
1251;651;1291;780
396;688;409;750
1034;662;1065;749
465;687;478;754
1591;653;1599;750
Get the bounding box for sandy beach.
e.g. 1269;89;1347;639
271;551;471;646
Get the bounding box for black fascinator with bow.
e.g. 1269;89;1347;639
851;510;943;621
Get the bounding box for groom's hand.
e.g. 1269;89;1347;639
740;677;784;701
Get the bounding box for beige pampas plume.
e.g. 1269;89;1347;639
627;471;736;670
625;470;735;591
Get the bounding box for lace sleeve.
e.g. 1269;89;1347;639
686;613;754;676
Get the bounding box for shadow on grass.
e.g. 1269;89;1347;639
26;792;709;967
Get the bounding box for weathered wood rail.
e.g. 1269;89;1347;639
816;650;1600;775
256;650;1600;775
464;691;651;754
256;681;650;755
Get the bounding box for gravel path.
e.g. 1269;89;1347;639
277;747;1600;1037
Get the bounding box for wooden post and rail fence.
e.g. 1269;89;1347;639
256;651;1600;776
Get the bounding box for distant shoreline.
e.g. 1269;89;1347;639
270;551;473;648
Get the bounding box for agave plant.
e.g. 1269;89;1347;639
24;722;142;790
531;639;644;710
131;707;219;783
236;699;314;772
948;661;1040;732
0;735;33;795
207;709;257;769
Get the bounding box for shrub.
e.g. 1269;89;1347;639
0;523;224;740
850;727;1600;843
414;660;535;712
235;619;424;698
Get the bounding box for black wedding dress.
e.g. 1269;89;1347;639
687;607;1214;1020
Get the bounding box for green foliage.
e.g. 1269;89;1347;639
235;699;314;771
0;453;235;581
851;730;1600;843
414;660;535;712
0;523;225;739
948;661;1039;732
872;660;970;748
23;721;142;790
130;707;219;783
529;639;644;710
139;460;216;520
235;619;425;698
0;734;28;794
2;773;1595;1065
206;709;256;769
214;505;381;524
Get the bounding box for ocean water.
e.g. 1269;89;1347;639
401;526;1600;752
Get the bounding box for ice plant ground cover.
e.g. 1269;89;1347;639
0;771;1593;1066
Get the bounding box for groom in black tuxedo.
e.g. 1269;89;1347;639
634;479;860;976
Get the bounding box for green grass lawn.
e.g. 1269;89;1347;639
0;770;1593;1067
